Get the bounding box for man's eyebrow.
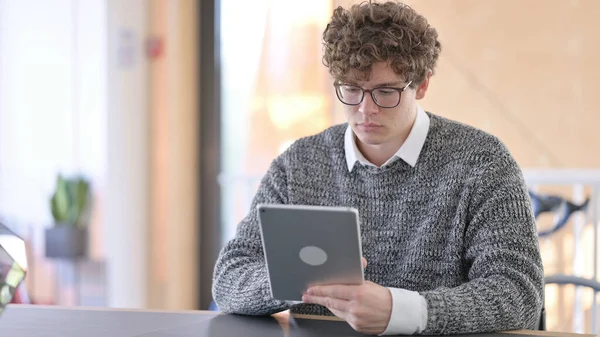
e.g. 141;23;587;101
339;80;406;87
373;81;404;87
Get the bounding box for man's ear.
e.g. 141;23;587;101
415;70;433;100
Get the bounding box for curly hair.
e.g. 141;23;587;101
322;0;441;87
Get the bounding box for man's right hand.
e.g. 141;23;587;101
302;256;394;336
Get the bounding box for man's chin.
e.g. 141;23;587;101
355;134;387;147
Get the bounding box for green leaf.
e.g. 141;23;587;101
49;174;92;227
50;174;70;223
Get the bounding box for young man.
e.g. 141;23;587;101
212;1;544;335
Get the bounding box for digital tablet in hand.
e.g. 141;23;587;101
257;204;364;301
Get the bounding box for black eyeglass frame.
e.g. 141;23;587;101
333;80;413;108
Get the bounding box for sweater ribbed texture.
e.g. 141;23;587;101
212;113;544;335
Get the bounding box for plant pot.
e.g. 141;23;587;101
44;226;87;259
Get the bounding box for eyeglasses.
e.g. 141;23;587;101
334;81;412;108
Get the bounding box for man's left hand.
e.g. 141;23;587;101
302;281;392;335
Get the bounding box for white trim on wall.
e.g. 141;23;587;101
104;0;150;309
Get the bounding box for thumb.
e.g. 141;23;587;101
362;257;368;269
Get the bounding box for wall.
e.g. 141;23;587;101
104;0;150;309
0;0;107;304
0;0;199;311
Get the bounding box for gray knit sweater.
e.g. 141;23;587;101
212;113;544;335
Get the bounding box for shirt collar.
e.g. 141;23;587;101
344;105;430;171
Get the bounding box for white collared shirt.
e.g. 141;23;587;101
345;104;430;171
344;105;430;335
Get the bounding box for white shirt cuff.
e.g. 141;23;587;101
380;288;428;335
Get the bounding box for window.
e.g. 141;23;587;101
219;0;338;244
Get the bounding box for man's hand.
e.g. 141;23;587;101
301;259;393;335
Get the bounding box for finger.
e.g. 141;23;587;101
362;257;368;269
305;285;358;300
328;307;347;321
301;294;350;312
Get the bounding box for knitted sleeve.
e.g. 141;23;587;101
420;144;544;335
211;156;292;315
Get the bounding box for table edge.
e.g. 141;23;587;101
6;305;594;337
5;304;217;315
504;330;595;337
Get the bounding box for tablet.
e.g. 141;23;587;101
257;204;364;301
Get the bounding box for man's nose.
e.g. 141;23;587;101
358;92;379;115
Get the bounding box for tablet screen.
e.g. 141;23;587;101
258;204;364;301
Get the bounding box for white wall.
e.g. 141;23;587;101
0;0;107;302
105;0;150;309
0;0;152;309
1;0;193;311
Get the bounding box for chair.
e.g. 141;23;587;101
538;306;546;331
209;300;218;311
529;190;590;238
542;274;600;333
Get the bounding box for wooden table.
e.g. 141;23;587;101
0;304;593;337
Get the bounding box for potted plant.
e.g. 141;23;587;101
44;174;92;259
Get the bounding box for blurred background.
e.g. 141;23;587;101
0;0;599;334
